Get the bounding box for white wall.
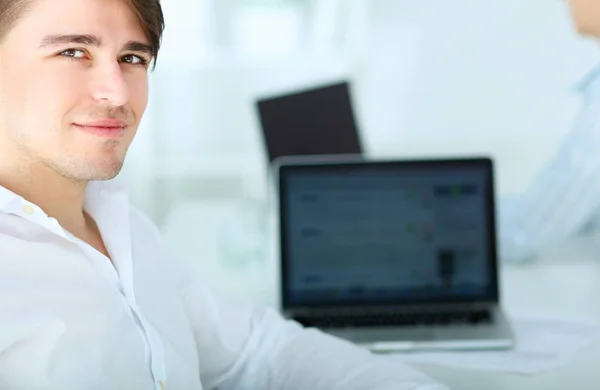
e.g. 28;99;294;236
122;0;600;223
353;0;598;195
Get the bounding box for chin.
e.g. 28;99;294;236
575;23;590;35
91;170;123;181
93;164;125;181
573;18;600;39
70;160;125;182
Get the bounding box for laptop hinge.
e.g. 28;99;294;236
285;302;495;317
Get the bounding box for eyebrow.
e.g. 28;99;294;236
40;34;154;57
122;40;154;57
40;34;102;48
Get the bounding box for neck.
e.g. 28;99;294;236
0;155;88;235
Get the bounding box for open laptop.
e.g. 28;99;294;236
256;81;363;164
275;156;515;352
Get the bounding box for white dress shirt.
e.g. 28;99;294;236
0;179;448;390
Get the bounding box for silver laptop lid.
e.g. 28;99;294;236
276;157;500;311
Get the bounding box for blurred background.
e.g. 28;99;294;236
117;0;600;297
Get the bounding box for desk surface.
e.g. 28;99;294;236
162;201;600;390
419;259;600;390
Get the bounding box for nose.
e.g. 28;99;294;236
90;60;130;107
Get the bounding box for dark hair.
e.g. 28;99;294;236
124;0;165;69
0;0;165;69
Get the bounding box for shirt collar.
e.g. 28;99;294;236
574;63;600;94
84;177;129;218
0;184;21;213
0;177;128;215
85;177;128;202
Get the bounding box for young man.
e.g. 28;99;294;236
0;0;447;389
501;0;600;261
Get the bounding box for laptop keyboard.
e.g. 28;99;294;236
294;309;492;329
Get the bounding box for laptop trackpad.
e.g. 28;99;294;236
332;327;436;345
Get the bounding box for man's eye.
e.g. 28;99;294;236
121;55;147;66
60;49;86;59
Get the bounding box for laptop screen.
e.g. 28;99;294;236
278;158;499;308
256;82;363;163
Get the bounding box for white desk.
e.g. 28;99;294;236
419;258;600;390
162;201;600;390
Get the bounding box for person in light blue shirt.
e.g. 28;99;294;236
500;0;600;261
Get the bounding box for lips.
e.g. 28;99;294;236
73;119;127;138
75;119;126;128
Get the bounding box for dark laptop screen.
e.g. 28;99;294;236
256;82;362;163
278;158;499;308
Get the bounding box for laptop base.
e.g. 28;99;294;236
310;306;514;352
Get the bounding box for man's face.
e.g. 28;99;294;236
0;0;151;182
568;0;600;38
